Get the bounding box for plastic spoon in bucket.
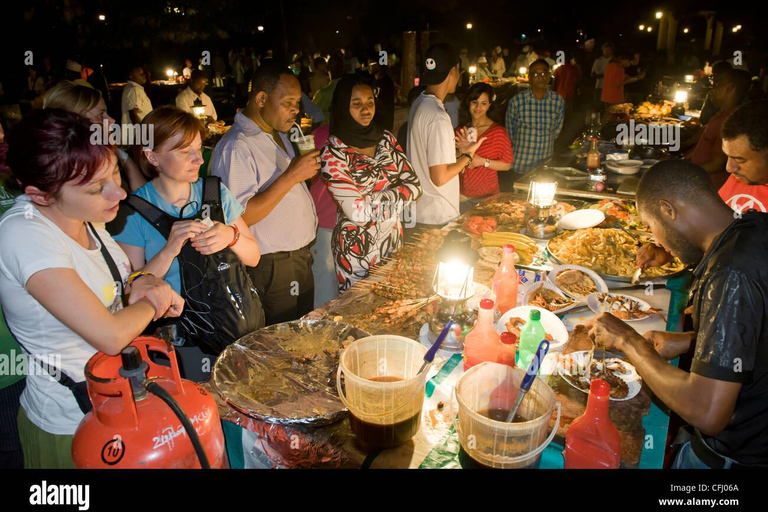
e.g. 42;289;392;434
505;339;550;423
418;320;454;375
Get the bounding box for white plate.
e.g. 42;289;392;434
557;351;641;401
557;209;606;230
587;292;653;322
605;160;643;175
495;306;569;351
522;281;583;315
547;265;609;301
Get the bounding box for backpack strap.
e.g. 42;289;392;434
125;195;176;240
88;223;125;307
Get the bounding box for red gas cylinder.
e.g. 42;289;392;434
72;336;227;469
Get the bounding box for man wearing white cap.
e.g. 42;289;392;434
65;60;92;89
475;56;491;80
491;46;506;77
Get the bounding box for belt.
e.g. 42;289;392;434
259;244;311;261
691;429;744;470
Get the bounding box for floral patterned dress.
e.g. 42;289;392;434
320;130;422;292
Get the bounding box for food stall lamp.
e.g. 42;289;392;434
519;67;527;76
674;90;688;104
98;14;106;21
526;178;559;239
639;25;645;30
257;25;264;32
655;11;663;19
528;180;557;208
466;23;473;30
647;27;653;32
166;69;174;78
428;230;479;351
683;27;689;33
469;65;477;74
684;75;694;83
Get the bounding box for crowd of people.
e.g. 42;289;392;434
0;33;767;472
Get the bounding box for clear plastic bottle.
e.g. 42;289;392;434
564;379;622;469
586;138;601;170
517;310;547;372
492;245;519;315
463;299;500;370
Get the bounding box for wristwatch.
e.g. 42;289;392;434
484;158;491;168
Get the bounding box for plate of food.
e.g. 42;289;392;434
547;265;609;300
522;282;581;315
587;292;664;322
495;306;569;350
547;228;686;281
557;350;641;401
587;199;648;232
480;231;539;266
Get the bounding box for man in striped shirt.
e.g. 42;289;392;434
503;59;564;190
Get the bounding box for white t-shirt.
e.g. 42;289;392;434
407;92;459;225
0;196;131;435
175;87;218;120
592;56;610;89
121;80;153;126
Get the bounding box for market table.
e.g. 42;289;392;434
210;195;691;469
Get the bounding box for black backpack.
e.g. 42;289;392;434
126;176;263;354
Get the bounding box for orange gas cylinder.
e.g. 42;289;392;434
72;336;227;469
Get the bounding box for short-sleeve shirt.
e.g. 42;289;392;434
407;92;459;225
719;175;768;214
692;106;737;167
601;62;625;104
689;210;768;465
505;89;564;174
554;64;582;99
591;56;610;89
175;87;217;121
210;111;318;254
0;196;131;435
113;179;243;294
120;80;153;126
455;123;513;197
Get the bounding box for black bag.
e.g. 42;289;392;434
126;176;263;354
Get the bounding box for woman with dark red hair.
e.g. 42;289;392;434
0;109;183;468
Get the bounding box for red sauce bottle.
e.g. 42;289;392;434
564;379;622;469
497;332;518;368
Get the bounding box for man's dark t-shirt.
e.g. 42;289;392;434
689;210;768;466
371;73;395;132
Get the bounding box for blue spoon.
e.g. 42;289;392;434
418;320;454;375
505;339;551;423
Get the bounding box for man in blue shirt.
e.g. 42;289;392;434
502;59;564;191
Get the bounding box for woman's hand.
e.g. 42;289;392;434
165;220;207;257
128;275;184;321
191;221;235;255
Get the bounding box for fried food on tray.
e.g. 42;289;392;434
529;285;575;312
555;269;598;297
548;228;685;278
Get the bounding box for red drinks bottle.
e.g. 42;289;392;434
463;299;500;370
497;332;518;367
492;245;519;315
564;379;622;469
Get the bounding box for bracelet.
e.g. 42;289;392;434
126;271;154;288
227;224;241;247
